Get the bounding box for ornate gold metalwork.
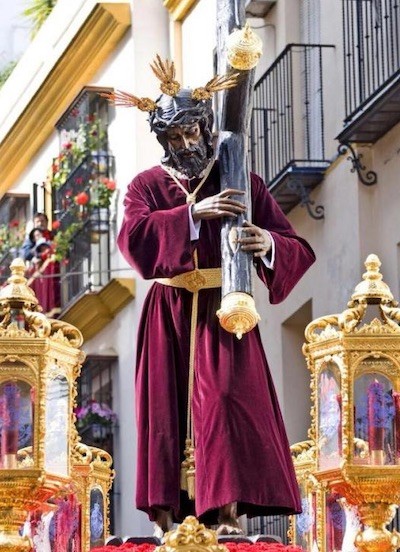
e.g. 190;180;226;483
0;259;38;309
226;23;263;71
157;516;228;552
72;444;115;551
217;292;260;339
297;254;400;552
104;56;239;112
0;259;113;550
157;268;221;293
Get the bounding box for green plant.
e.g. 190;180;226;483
0;220;26;257
75;401;117;429
0;61;18;90
23;0;57;38
52;222;83;262
91;177;117;208
50;113;108;189
75;113;108;153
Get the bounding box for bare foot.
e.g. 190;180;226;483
153;509;173;540
216;523;244;535
217;502;244;535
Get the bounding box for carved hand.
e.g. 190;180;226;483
191;189;246;221
238;220;272;258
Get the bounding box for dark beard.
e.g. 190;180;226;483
166;139;209;179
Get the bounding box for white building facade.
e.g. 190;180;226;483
1;0;400;540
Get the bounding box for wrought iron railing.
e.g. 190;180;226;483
57;216;111;310
247;515;289;543
250;43;333;187
342;0;400;120
53;153;114;309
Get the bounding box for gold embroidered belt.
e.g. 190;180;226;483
155;267;221;293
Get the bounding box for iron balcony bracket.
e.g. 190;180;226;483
287;180;325;220
337;142;378;186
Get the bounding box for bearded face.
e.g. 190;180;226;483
164;123;210;178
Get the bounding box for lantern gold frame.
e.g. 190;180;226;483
72;442;114;550
0;259;85;551
295;254;400;552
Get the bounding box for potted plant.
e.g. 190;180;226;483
74;400;117;441
0;220;26;259
90;177;117;233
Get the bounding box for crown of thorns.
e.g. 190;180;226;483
100;55;239;111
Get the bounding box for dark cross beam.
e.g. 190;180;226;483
216;0;256;300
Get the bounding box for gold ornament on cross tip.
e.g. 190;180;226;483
226;23;263;71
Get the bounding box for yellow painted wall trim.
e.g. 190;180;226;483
163;0;199;21
60;278;136;342
0;2;131;198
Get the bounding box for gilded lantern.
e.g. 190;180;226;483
72;442;114;550
302;254;400;552
0;258;84;551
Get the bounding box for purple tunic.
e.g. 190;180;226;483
118;162;315;524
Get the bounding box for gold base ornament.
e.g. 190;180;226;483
156;516;227;552
355;503;400;552
0;504;32;552
217;292;260;339
0;532;31;552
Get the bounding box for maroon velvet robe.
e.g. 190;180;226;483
118;162;315;524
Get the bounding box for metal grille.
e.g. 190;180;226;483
250;44;332;187
53;153;114;310
342;0;400;120
247;515;289;544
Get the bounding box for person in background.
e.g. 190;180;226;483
21;212;53;262
24;214;60;317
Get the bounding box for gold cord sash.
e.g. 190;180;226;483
155;262;221;498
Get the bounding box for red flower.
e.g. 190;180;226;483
52;220;61;230
63;142;73;150
75;192;89;206
105;179;116;191
75;177;84;185
9;219;19;228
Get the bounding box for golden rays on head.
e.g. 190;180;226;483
101;55;240;112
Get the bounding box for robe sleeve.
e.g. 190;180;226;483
117;173;196;279
250;173;316;304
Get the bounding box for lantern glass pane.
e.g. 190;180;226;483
354;362;395;465
90;487;105;548
0;379;34;469
318;362;341;470
44;375;69;475
325;492;347;552
295;484;314;549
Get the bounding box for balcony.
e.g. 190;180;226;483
250;44;333;216
52;154;135;340
337;0;400;144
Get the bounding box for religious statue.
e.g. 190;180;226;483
104;50;315;537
